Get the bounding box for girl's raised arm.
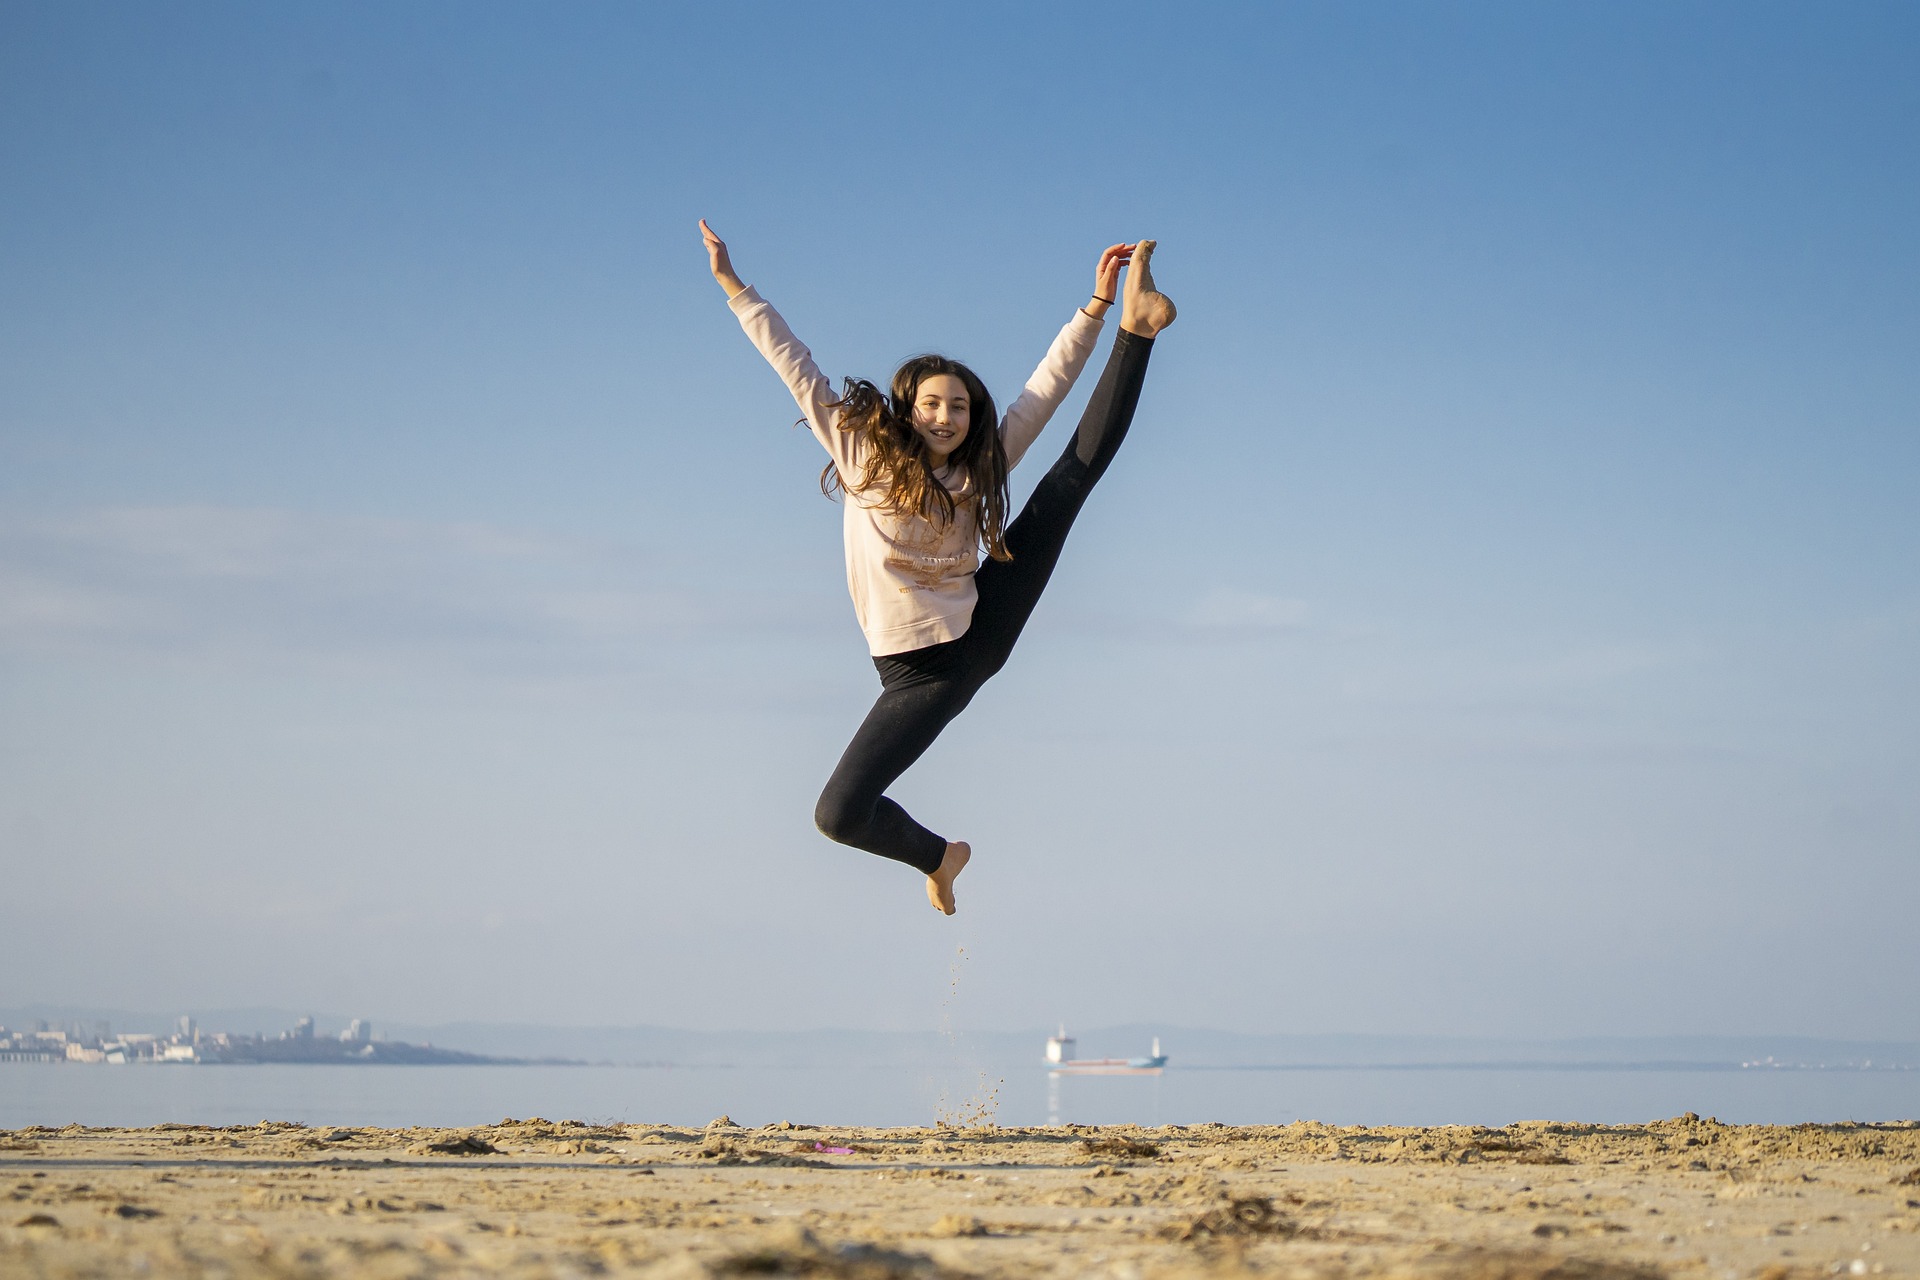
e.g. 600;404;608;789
999;242;1133;468
702;220;861;479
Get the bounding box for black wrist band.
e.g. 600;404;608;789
1092;294;1115;306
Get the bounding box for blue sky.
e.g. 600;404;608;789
2;1;1915;1039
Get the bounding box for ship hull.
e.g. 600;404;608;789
1047;1056;1167;1077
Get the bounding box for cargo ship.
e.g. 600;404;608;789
1044;1027;1167;1076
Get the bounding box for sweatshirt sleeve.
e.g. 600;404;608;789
998;306;1106;469
728;285;862;481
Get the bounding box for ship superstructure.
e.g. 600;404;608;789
1044;1027;1167;1076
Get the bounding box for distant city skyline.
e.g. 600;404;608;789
0;1010;518;1066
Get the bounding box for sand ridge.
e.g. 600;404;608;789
3;1114;1918;1277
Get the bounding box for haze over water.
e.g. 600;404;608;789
7;1064;1917;1134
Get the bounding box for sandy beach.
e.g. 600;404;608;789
3;1115;1917;1277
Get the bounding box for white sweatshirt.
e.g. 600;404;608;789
729;286;1104;655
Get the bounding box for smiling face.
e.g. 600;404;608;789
909;373;971;462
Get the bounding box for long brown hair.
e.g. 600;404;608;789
817;354;1013;561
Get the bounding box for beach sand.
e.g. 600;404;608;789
3;1115;1917;1277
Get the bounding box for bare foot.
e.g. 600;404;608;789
1120;238;1177;337
926;841;970;915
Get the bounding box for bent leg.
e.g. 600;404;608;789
814;651;978;875
967;329;1155;670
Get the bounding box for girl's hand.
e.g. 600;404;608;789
700;219;748;298
1085;242;1135;319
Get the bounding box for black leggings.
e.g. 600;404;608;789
813;329;1154;874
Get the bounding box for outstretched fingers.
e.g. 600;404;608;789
699;218;745;297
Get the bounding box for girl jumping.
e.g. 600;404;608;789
700;220;1176;915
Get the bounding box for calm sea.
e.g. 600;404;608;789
3;1064;1915;1131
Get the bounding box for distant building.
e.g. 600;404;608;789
0;1026;64;1063
2;1013;501;1067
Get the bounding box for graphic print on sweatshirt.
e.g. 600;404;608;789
881;508;980;594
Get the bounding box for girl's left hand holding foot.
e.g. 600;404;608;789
1084;243;1134;320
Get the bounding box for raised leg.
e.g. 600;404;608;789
966;325;1157;673
965;241;1174;669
